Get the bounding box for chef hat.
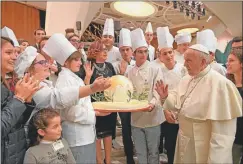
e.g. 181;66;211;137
102;18;114;37
131;28;148;52
157;26;174;50
145;22;153;33
14;46;38;78
189;44;209;55
175;32;192;45
42;33;77;65
119;28;132;48
196;29;217;53
1;26;20;47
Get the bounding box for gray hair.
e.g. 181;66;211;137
194;50;211;64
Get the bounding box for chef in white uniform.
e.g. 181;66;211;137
152;26;186;164
144;22;155;61
174;32;192;64
155;44;242;163
127;28;163;164
112;28;135;75
197;29;227;76
102;18;122;63
43;33;110;164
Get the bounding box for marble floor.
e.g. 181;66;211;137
102;127;168;164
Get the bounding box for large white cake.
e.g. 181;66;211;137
92;75;149;112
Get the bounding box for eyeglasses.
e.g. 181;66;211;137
34;60;49;66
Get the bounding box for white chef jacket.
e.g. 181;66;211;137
174;50;185;64
127;60;164;128
112;59;135;75
210;61;227;76
55;67;96;147
148;45;155;61
106;46;122;63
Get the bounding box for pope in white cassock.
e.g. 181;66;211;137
144;22;155;61
174;32;192;64
151;26;186;164
102;18;122;63
197;29;227;76
155;44;242;163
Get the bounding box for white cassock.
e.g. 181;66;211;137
210;61;227;76
127;61;164;128
162;65;242;163
55;67;96;147
112;59;135;75
148;45;155;61
174;50;185;64
106;46;122;63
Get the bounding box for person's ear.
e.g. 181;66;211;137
37;129;45;137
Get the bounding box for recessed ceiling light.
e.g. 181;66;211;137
111;1;156;17
177;28;199;34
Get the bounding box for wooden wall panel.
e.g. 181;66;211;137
1;1;40;45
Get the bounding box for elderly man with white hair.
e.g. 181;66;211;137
155;44;242;163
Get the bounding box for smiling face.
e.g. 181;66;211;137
28;53;51;80
1;40;17;74
158;47;175;68
102;35;114;48
34;29;46;43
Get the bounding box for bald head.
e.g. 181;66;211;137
184;48;209;76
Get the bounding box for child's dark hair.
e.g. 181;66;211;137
28;108;60;146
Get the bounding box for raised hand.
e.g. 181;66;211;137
84;61;94;78
91;76;111;92
119;60;128;75
155;80;168;99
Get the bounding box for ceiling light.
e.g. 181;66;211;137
177;28;199;34
111;1;156;17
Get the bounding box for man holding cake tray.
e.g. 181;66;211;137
126;28;164;164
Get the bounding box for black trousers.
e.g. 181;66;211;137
162;121;179;164
119;112;134;163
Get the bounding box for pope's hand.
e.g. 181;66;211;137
155;80;168;99
164;110;176;123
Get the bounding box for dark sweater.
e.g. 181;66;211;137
235;87;243;145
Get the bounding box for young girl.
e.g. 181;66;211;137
24;109;76;164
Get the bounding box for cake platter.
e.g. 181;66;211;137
92;75;150;112
92;100;150;113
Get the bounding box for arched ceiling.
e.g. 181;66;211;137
18;1;242;37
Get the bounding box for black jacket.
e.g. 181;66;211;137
1;84;35;164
